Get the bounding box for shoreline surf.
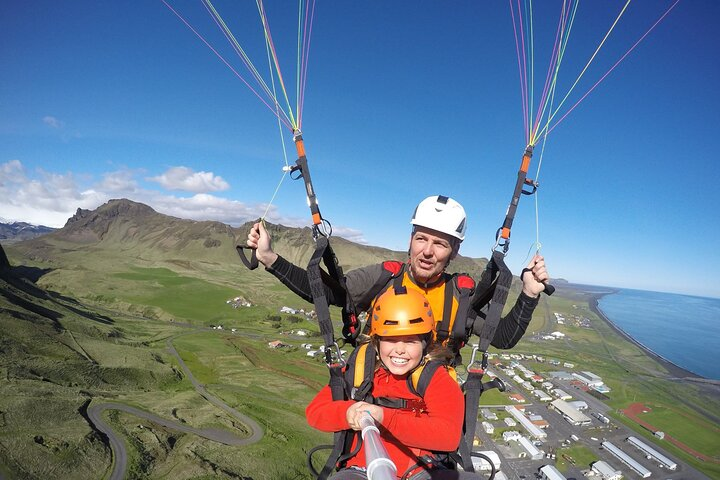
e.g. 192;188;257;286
587;290;720;385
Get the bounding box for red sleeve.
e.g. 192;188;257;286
380;368;464;452
305;385;355;432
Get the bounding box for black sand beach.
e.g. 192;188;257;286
588;291;718;385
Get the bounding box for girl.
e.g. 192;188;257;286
306;288;470;479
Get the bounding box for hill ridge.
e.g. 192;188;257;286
11;199;489;276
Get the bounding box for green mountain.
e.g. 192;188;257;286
8;198;490;310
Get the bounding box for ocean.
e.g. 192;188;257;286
596;289;720;380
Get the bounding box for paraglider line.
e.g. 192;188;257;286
509;0;530;139
543;0;681;139
161;0;293;130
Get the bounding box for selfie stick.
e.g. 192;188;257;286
359;412;397;480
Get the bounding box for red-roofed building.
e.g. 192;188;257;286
531;419;550;429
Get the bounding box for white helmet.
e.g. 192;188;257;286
411;195;467;241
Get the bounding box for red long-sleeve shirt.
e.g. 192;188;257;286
306;365;464;476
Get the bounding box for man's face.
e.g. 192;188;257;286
408;226;458;284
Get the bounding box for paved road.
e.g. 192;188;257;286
87;329;264;480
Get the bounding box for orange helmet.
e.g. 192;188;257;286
369;287;435;337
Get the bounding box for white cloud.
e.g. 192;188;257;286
0;159;27;184
147;166;229;193
100;170;140;193
43;116;64;129
0;161;107;227
326;226;367;245
0;160;367;245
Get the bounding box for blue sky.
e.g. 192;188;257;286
1;1;718;298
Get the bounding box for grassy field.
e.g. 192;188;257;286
3;242;719;479
555;444;598;474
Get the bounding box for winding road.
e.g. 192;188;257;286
87;330;264;480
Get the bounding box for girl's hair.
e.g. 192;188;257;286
368;333;454;371
424;342;454;365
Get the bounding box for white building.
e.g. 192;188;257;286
482;421;494;434
533;390;553;402
505;406;547;439
573;371;604;387
549;399;591;426
552;388;572;400
481;408;498;420
471;451;501;472
504;417;517;427
503;431;521;442
568;400;588;411
601;441;651;478
517;436;544;460
591;461;622;480
539;464;566;480
627;436;677;470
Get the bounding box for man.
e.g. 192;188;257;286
246;195;549;355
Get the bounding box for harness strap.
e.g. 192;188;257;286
317;365;351;479
435;278;455;343
449;275;474;355
458;252;513;473
306;236;338;364
347;343;376;400
459;370;483;472
477;251;513;353
408;360;443;397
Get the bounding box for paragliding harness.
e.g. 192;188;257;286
307;256;512;479
356;261;476;352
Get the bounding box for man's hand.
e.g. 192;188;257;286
521;254;549;297
246;222;278;267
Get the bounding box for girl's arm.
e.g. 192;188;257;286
306;385;355;432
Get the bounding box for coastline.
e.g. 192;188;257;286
587;291;709;381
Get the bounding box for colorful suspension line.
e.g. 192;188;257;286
503;0;679;270
162;0;316;133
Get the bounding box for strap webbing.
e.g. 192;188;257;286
306;235;365;479
450;280;472;353
316;366;348;479
477;252;513;352
436;278;455;343
306;236;337;362
458;251;513;473
459;370;483;472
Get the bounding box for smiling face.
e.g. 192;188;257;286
378;334;425;376
408;226;459;284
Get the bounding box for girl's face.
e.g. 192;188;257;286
378;335;424;376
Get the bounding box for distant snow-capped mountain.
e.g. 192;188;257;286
0;221;56;242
